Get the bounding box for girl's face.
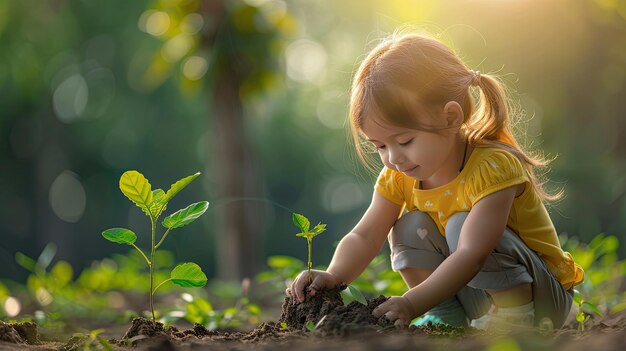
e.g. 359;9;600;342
361;102;464;186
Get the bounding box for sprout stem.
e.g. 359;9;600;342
149;217;156;322
307;238;312;285
155;228;171;250
130;244;151;265
152;278;172;295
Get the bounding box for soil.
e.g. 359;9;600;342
1;288;626;351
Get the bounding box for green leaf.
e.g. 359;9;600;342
247;304;261;315
102;228;137;245
163;172;201;204
311;223;327;236
15;252;37;272
279;322;288;330
162;201;209;229
292;213;310;233
51;261;73;286
119;171;154;217
171;263;207;288
305;320;315;332
150;189;167;218
573;289;582;305
193;297;213;313
347;285;367;305
582;301;603;317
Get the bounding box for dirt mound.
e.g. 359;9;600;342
278;286;400;335
114;287;399;347
0;321;39;344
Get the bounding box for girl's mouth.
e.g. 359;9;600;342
401;165;418;173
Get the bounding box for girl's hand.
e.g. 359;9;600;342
372;296;417;326
286;269;341;304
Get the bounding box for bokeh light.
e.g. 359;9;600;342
52;74;88;123
3;297;21;317
285;39;327;83
139;10;171;36
48;170;87;223
182;56;208;80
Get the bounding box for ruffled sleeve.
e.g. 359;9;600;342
463;149;530;206
374;166;406;205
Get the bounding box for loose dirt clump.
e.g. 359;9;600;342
0;321;39;344
278;286;399;336
279;286;345;331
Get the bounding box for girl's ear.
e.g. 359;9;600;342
443;101;464;131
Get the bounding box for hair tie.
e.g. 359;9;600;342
470;70;482;86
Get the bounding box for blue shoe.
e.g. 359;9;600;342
411;314;446;327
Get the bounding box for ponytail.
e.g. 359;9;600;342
465;72;563;203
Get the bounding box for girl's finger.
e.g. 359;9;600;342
385;311;398;321
294;274;307;303
372;306;384;318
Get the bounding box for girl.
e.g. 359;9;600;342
286;31;584;330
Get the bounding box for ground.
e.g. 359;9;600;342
1;288;625;351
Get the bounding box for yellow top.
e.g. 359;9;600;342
375;146;584;290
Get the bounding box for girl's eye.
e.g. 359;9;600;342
399;138;414;146
376;145;386;150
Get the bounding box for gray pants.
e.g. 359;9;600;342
389;210;573;329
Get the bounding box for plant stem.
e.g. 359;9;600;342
152;278;172;295
155;228;171;250
150;217;156;322
130;243;151;265
307;238;312;285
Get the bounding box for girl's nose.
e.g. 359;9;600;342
387;148;405;166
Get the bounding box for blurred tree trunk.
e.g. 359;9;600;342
201;0;261;281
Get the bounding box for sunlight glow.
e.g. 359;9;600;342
35;288;53;306
140;10;171;36
285;39;327;83
161;34;193;62
3;297;21;317
182;56;208;80
180;13;204;35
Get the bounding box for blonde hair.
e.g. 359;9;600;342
349;32;562;203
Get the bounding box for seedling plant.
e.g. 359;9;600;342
573;289;603;333
292;213;326;284
102;171;209;322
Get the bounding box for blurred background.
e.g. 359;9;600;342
1;0;626;287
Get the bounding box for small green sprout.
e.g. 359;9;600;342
292;213;326;285
66;329;113;351
573;289;603;333
305;320;316;332
279;322;288;331
102;171;209;322
346;285;367;305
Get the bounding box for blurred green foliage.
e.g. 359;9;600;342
562;233;626;314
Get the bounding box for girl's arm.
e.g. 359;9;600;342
374;185;519;325
290;191;401;302
327;191;402;283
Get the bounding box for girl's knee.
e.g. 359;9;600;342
389;210;439;248
445;212;469;251
388;211;447;271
